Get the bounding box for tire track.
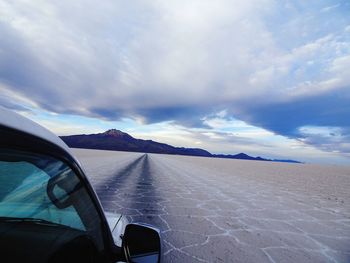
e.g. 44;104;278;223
94;154;146;210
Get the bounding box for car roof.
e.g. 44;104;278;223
0;106;71;153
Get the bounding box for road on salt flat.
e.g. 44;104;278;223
74;149;350;263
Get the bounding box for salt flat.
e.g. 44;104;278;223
73;149;350;263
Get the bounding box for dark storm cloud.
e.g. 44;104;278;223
139;106;211;128
232;90;350;138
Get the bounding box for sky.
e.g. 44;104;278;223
0;0;349;165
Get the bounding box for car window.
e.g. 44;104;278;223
0;159;86;230
0;149;104;250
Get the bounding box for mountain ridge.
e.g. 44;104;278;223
60;129;301;163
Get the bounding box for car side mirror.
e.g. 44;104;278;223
122;223;161;263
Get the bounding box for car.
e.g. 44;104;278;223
0;107;161;263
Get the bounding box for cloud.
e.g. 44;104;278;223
230;89;350;135
0;0;350;155
299;126;350;154
321;4;340;13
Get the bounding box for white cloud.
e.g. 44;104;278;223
321;4;340;13
345;25;350;33
0;0;279;111
0;84;38;109
1;0;348;111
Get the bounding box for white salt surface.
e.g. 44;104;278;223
73;149;350;263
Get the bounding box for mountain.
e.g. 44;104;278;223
60;129;211;157
212;153;302;163
60;129;301;163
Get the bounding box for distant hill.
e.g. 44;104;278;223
212;153;302;163
213;153;267;161
60;129;301;163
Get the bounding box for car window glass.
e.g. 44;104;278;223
0;159;85;230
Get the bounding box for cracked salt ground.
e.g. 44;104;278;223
74;149;350;263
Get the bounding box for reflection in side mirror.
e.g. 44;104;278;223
47;170;82;209
122;223;161;263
